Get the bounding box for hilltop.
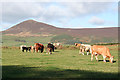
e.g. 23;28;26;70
2;20;118;43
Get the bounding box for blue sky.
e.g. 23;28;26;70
0;0;118;31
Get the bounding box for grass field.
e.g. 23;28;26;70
2;35;52;47
2;45;118;79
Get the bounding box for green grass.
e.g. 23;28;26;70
2;35;52;46
2;45;118;79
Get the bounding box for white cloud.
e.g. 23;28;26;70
2;2;45;23
89;16;105;25
96;26;118;28
1;1;118;30
2;2;114;23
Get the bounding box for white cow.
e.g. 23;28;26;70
79;44;92;55
20;45;26;51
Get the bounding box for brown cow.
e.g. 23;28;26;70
91;45;114;63
34;43;44;53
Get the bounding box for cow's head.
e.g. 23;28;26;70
110;56;114;63
75;43;81;47
75;43;78;46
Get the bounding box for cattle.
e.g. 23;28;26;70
75;43;81;47
20;45;31;52
46;43;55;54
75;43;91;55
34;43;44;53
20;45;26;51
81;44;91;55
79;46;86;55
91;45;114;63
53;43;60;47
53;42;62;49
31;46;35;53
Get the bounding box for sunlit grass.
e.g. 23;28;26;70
2;45;118;78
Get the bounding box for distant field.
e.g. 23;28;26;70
2;45;118;79
2;35;52;46
2;35;118;47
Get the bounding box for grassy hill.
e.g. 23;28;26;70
1;20;118;45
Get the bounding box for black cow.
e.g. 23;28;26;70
46;43;55;54
21;47;31;52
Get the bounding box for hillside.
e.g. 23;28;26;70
2;20;118;44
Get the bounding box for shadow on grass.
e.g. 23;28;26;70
98;60;116;63
54;51;59;52
1;65;118;80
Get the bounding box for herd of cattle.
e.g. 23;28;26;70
20;43;61;54
20;43;114;63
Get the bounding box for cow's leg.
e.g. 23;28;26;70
50;49;52;54
29;48;31;52
31;47;33;53
79;50;84;55
49;48;52;54
53;47;54;52
103;55;106;62
28;48;30;52
35;48;36;52
82;52;84;55
37;49;40;52
41;48;44;53
33;48;35;53
32;48;35;53
46;49;48;54
48;50;50;54
95;54;98;61
36;48;38;53
31;48;33;53
22;49;24;52
87;52;89;55
26;48;28;52
46;51;48;54
79;50;81;54
79;49;82;54
91;52;94;61
87;49;90;55
90;48;92;54
49;51;52;54
35;47;37;53
79;49;84;55
81;48;84;55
